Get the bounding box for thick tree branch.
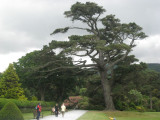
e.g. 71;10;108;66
107;39;135;70
70;27;90;32
39;63;97;73
86;49;99;64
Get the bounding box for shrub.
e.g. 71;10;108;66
78;96;89;109
0;98;9;108
0;98;55;111
129;102;136;110
114;100;123;110
64;96;82;109
79;88;87;96
136;106;145;112
32;96;38;101
153;99;160;111
88;104;104;110
0;102;24;120
78;101;89;109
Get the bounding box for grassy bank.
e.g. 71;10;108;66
23;111;51;120
77;111;160;120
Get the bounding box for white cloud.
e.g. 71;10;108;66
133;35;160;63
0;0;160;72
0;48;40;73
0;52;25;72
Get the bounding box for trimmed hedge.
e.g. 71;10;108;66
0;102;24;120
0;98;55;110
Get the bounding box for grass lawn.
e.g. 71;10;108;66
77;111;160;120
23;111;51;120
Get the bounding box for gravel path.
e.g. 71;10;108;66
35;110;87;120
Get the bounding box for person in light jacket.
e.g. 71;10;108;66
61;103;66;117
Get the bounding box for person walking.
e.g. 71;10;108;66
54;103;59;117
61;103;66;117
52;106;55;114
36;103;41;120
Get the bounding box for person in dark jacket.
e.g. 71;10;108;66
36;103;41;120
54;103;59;117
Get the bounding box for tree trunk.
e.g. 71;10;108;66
100;71;115;110
150;93;152;110
40;88;45;101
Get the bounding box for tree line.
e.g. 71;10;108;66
0;2;160;111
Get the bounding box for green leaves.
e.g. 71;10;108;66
96;43;130;52
0;102;24;120
122;23;147;39
128;89;143;103
101;14;120;27
0;64;26;100
49;40;73;49
50;27;69;35
48;2;148;110
64;2;105;21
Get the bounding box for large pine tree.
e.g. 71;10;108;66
50;2;147;110
0;64;26;99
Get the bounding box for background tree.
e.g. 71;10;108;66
85;74;105;110
138;69;160;110
48;2;147;110
0;73;2;79
0;64;26;99
14;50;43;100
14;48;78;101
112;60;160;111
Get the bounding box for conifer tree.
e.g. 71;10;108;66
49;2;147;110
0;64;26;99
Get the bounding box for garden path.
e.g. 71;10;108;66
33;110;87;120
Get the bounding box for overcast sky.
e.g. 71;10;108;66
0;0;160;72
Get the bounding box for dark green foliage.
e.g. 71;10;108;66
50;1;147;110
14;50;77;102
78;96;89;110
0;98;55;110
64;2;105;22
51;27;69;35
147;63;160;72
76;55;160;111
79;88;87;96
86;78;105;110
153;98;160;111
72;72;104;110
112;61;160;111
0;102;24;120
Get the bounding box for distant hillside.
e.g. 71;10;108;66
147;63;160;72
